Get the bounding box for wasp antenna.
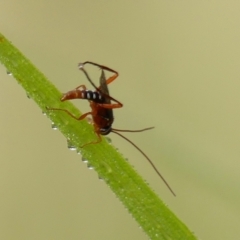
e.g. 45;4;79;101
111;130;176;196
78;63;99;90
112;127;154;133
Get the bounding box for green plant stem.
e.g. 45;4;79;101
0;33;197;240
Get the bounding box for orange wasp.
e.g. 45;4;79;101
48;61;175;196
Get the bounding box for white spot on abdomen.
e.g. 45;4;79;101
81;91;85;99
87;92;90;99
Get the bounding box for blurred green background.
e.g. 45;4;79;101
0;1;240;239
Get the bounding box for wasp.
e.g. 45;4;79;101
48;61;175;196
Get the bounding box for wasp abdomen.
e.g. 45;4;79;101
61;89;103;102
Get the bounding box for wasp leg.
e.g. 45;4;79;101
79;61;119;85
47;107;92;121
80;125;102;148
75;84;87;90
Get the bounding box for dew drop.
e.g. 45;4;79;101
6;70;12;76
87;162;94;169
51;122;58;130
68;145;76;151
191;231;196;237
82;157;88;163
67;140;76;151
105;137;112;144
76;149;82;155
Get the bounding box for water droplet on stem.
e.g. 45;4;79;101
67;140;76;150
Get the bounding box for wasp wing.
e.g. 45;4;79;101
99;70;111;104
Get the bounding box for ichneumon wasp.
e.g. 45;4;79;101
48;61;175;196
